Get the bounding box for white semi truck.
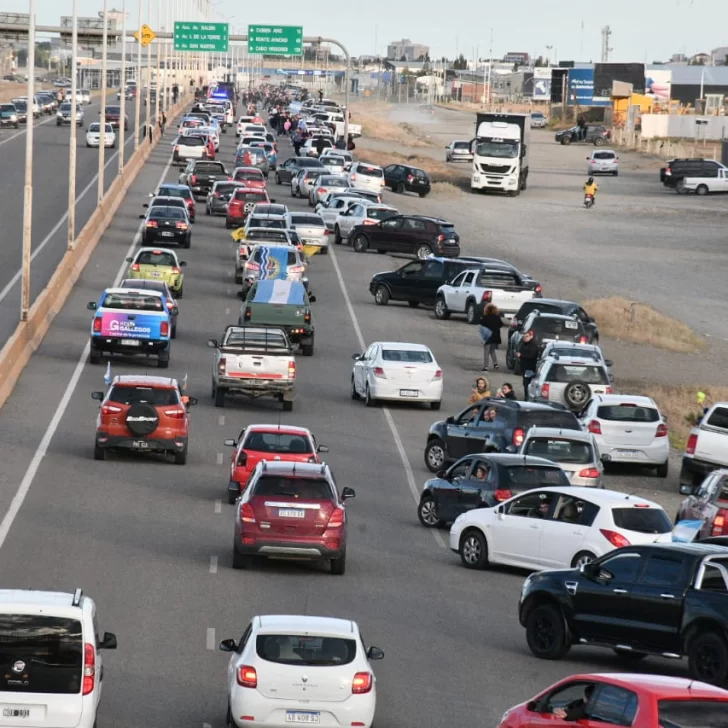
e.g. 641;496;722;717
470;113;530;196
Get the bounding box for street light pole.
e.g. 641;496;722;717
134;0;142;149
20;0;36;321
98;0;109;202
118;0;127;171
145;0;152;135
67;0;78;250
154;0;161;123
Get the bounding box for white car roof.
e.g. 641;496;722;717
353;162;383;170
524;427;594;443
136;247;179;257
525;486;663;508
112;375;180;387
245;424;312;435
103;287;164;297
592;148;616;154
373;341;432;352
591;394;658;407
255;615;357;637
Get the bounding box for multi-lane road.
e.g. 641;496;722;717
0;99;714;728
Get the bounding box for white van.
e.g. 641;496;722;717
681;163;728;195
0;588;117;728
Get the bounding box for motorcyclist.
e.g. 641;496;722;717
583;177;598;204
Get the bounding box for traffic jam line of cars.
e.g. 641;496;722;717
6;84;728;728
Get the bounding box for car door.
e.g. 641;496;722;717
400;217;428;254
419;259;446;305
433;457;475;522
449;271;476;311
340;203;363;237
393;260;426;301
323;198;346;227
465;405;504;454
488;490;551;567
353;344;376;394
456;456;495;511
375;216;404;252
279;159;297;183
718;167;728;192
539;493;596;568
445;403;485;460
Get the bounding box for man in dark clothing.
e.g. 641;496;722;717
347;135;356;151
335;136;346;150
577;115;586;141
172;83;179;104
318;89;324;102
314;136;326;157
553;684;595;721
516;329;539;400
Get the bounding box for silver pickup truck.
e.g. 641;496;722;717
207;325;296;410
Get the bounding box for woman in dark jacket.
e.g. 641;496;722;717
479;303;505;372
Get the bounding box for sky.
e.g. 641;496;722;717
5;0;725;62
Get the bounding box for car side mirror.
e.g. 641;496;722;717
270;198;276;203
586;157;590;160
308;295;316;303
445;416;454;424
91;391;104;401
527;701;538;712
207;339;218;348
148;192;155;198
341;486;356;500
219;638;238;652
171;306;179;316
99;632;117;650
605;359;613;367
352;353;361;360
138;214;145;219
366;645;384;660
436;470;447;479
179;261;187;267
87;302;97;310
223;439;237;447
317;445;329;453
679;483;697;496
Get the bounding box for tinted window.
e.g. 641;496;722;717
593;152;616;160
367;207;396;221
611;508;672;534
476;270;518;287
243;432;313;453
706;407;728;430
589;685;638;727
641;555;685;585
179;136;204;146
194;163;225;174
247;231;288;242
0;616;82;694
503;466;569;489
524;437;594;464
517;301;563;320
256;635;355;666
299;158;323;168
159;187;191;199
531;317;581;336
699;565;728;593
253;476;333;499
598;552;642;582
234;190;267;202
381;349;433;363
520;411;581;430
658;700;728;728
136;251;177;266
224;329;289;351
109;385;179;405
248;218;285;229
150;208;184;220
101;292;164;311
546;364;609;385
453;141;470;149
597;405;659;422
214;183;239;195
290;215;325;227
355;165;383;178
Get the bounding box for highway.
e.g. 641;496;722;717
0;95;155;348
0;101;707;728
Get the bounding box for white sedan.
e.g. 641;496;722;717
351;341;442;409
220;614;384;728
85;122;116;148
450;486;673;572
334;202;398;244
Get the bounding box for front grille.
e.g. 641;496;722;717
479;164;511;174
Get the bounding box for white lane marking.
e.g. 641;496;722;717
0;129;137;306
216;452;223;465
206;627;216;650
0;153;175;554
0;114;56;148
225;307;230;315
209;555;218;574
218;415;225;426
203;723;212;728
328;246;447;549
226;287;231;295
214;499;222;514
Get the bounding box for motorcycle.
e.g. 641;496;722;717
583;193;594;209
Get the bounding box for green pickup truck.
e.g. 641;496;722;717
238;279;316;356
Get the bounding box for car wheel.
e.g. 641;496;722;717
396;182;405;194
688;631;728;685
431;400;441;410
334;226;343;244
308;196;313;207
460;529;489;569
157;355;169;369
560;137;571;145
571;551;596;568
434;296;450;320
696;184;709;196
176;285;183;299
365;384;375;407
417;496;443;528
352;234;368;253
465;300;478;325
424;438;446;472
282;399;293;412
505;346;515;371
374;285;390;306
275;173;281;184
173;447;187;465
93;444;105;461
351;377;360;400
564;380;590;410
613;648;647;662
415;244;432;259
214;387;226;408
330;551;346;575
419;192;428;198
525;604;571;660
301;338;314;356
656;461;669;478
205;206;210;215
594;137;605;146
613;170;619;176
232;550;252;570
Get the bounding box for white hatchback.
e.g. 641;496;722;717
220;615;383;728
586;149;619;175
85;122;115;148
351;341;442;409
347;163;385;195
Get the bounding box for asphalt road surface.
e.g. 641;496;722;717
0;95;155;348
0;102;701;728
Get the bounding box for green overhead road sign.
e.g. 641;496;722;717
248;25;303;55
174;21;229;52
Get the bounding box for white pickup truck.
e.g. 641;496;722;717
681;402;728;484
207;325;296;410
434;266;539;324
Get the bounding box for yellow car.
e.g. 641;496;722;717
126;247;187;297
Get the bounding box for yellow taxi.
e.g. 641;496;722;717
125;247;187;297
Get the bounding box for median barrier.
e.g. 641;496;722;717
0;94;190;410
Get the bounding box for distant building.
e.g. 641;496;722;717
711;46;728;65
669;53;688;64
386;39;429;62
504;52;529;65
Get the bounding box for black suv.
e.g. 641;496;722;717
662;158;723;189
351;215;460;259
508;298;598;342
424;399;580;472
382;164;432;197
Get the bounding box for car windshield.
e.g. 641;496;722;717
253;476;332;499
0;615;82;694
136;251;177;266
546;364;609;385
15;102;28;111
290;214;325;227
256;635;356;667
503;466;570;489
596;405;659;422
531;318;581;336
242;432;313;454
355;165;383;178
381;349;433;363
612;507;671;534
101;292;164;311
108;385;179;405
657;699;728;727
475;141;519;159
524;437;594;464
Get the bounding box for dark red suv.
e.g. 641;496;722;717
232;461;355;574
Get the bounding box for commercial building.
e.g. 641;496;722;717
386;39;429;62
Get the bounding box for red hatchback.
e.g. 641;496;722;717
225;187;271;229
232;166;267;189
224;424;328;503
232;461;355;574
498;672;728;728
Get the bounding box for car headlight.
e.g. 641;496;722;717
520;576;532;601
10;114;17;121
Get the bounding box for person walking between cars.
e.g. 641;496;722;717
347;135;356;151
315;136;327;157
479;303;505;372
468;377;491;404
516;329;539;400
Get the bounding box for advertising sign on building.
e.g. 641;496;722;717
644;68;672;101
593;63;645;102
532;67;551;101
567;68;600;106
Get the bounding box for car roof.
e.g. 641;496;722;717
520;298;577;308
372;341;432;352
0;590;89;615
524;427;594;442
159;183;189;190
257;460;326;476
408;215;452;224
528;312;578;321
536;486;662;507
545;356;605;366
562;673;728;699
590;394;657;407
353;162;383;169
255;615;357;637
103;286;164;297
119;279;168;290
135;247;179;257
543;341;600;352
473;454;564;467
246;424;312;435
110;375;179;388
249;213;287;219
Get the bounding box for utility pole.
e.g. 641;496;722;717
21;0;36;321
601;26;612;63
154;0;161;124
67;0;78;250
118;0;127;171
145;0;152;135
561;71;567;123
134;0;142;149
486;29;493;107
98;0;109;202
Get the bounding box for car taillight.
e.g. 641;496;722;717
324;228;331;235
579;336;587;343
241;502;256;524
437;234;445;242
494;489;512;502
590;160;596;164
229;201;241;210
481;291;492;302
540;383;550;398
164;407;185;419
246;262;260;271
190;175;197;185
171;267;181;274
605;386;613;394
512;428;525;447
304;311;311;323
146;220;158;228
579;468;601;479
326;507;345;529
244;307;251;321
218;357;226;374
83;643;95;695
712;512;727;536
363;219;376;225
373;366;386;378
534;285;542;294
176;222;188;229
319;188;327;195
101;403;122;415
350;174;356;181
289;265;305;274
686;432;698;455
600;529;631;548
656;423;668;437
432;369;442;381
510;318;519;328
587;420;602;434
237;665;257;688
93;317;102;333
288;360;296;379
160;321;170;337
352;672;373;694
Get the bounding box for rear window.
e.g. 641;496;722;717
546;364;609;385
453;141;470;149
149;208;184;220
298;158;322;168
256;634;355;666
246;230;288;242
243;431;313;454
290;215;325;227
517;302;563;320
253;475;333;499
105;106;120;114
593;152;615;160
596;405;659;422
706;407;728;430
381;349;433;363
159;187;191;199
503;466;570;489
323;156;345;165
234;190;268;202
611;507;671;534
0;615;82;694
524;438;594;464
194;163;225;174
225;329;289;351
214;183;239;195
355;165;383;177
136;251;177;266
101;292;164;311
320;177;348;187
248;218;285;229
531;318;581;336
658;699;728;728
234;170;264;181
476;271;518;288
108;385;179;405
178;136;204;146
520;411;581;430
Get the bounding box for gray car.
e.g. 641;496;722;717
206;181;244;216
445;140;474;163
287;212;330;253
309;175;350;206
292;168;326;199
275;156;325;185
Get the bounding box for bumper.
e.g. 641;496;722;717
87;137;115;147
216;377;295;399
406;183;431;195
96;433;187;452
234;537;344;560
600;443;669;466
471;173;519;191
283;327;314;344
681;456;719;480
590;166;618;173
143;229;189;245
434;244;460;258
0;119;18;127
300;238;329;248
90;337;170;357
370;379;442;403
190;185;213;197
209;201;229;215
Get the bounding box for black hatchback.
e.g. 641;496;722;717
383;164;432;197
139;206;191;247
351;215;460;259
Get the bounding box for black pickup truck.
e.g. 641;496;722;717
519;542;728;685
178;160;229;199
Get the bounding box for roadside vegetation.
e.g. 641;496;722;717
351;103;435;148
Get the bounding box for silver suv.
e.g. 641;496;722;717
528;354;612;410
539;341;613;381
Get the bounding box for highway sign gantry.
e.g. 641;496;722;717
248;25;303;56
174;21;229;52
133;24;156;47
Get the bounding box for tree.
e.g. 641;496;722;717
452;53;468;70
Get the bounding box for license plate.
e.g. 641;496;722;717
2;709;30;719
132;440;149;449
279;509;305;518
616;450;639;458
286;713;320;724
151;271;161;277
121;339;141;347
400;389;419;397
161;231;174;237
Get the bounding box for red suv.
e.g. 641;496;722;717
225;187;271;229
92;375;197;464
233;461;355;574
224;425;328;503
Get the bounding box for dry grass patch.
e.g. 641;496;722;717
582;296;706;353
430;181;466;197
353;105;435;148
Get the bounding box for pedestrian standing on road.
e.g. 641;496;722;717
468;377;491;404
347;135;356;151
516;329;539;400
284;118;291;135
335;136;346;150
577;115;586;141
479;303;505;372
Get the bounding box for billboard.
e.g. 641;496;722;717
567;68;602;106
532;67;551;101
645;68;672;101
593;63;645;102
